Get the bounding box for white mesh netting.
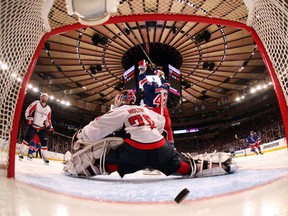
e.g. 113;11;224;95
0;0;287;174
0;0;47;168
250;0;288;105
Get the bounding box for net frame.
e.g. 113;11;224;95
1;2;287;178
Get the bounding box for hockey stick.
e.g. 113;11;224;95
234;134;240;140
123;23;156;70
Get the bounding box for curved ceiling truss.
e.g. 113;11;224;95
33;19;267;113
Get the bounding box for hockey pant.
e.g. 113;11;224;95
23;126;49;148
249;140;261;149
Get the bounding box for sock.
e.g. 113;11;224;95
41;146;48;159
106;164;118;173
20;140;29;154
177;161;191;175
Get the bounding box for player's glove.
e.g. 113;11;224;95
27;116;33;125
155;70;165;78
46;125;54;134
162;129;167;139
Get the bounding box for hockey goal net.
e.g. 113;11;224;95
0;0;287;177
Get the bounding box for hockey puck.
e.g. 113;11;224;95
174;188;190;203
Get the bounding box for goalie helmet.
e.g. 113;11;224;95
114;90;136;107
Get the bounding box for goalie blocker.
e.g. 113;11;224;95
63;137;238;178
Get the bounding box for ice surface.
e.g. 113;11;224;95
15;149;288;203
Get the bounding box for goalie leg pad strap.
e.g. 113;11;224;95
181;151;239;178
64;137;123;177
195;167;227;177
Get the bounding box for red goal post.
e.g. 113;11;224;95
1;0;287;178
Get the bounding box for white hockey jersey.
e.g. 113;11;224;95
80;105;166;149
25;100;52;130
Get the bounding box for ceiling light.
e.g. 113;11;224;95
33;87;39;92
250;88;256;93
202;30;211;42
28;84;33;89
66;0;119;26
208;63;215;71
90;66;97;75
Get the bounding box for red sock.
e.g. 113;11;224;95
177;161;191;175
106;164;118;172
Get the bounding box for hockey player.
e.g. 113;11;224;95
64;90;238;178
246;131;263;155
19;93;53;164
138;60;175;149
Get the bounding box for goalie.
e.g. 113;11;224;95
64;90;238;178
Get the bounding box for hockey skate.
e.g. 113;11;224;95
19;153;24;161
182;151;239;177
64;137;123;177
27;154;33;161
42;156;49;165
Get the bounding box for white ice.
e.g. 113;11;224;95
0;149;288;216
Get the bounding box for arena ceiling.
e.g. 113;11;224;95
30;0;269;116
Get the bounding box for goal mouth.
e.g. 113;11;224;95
1;1;288;178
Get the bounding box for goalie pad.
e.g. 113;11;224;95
182;151;238;178
63;137;123;177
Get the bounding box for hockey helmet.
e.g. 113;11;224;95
114;90;136;107
40;93;49;103
40;93;48;98
138;59;148;71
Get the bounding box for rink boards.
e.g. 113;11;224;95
234;137;287;157
14;137;287;161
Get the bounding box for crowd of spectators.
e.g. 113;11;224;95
17;101;285;155
174;109;285;153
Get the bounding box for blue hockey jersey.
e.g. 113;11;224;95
246;134;260;144
138;73;170;108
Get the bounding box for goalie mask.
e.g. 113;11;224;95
114;90;136;107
